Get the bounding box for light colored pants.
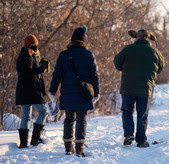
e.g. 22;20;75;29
20;104;48;129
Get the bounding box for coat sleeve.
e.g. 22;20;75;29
49;53;63;94
21;55;44;77
113;47;127;71
89;54;100;95
156;51;165;74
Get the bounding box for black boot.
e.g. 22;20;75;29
30;123;44;146
75;140;85;157
123;134;134;146
18;129;29;148
137;141;150;148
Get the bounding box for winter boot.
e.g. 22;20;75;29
123;134;134;146
75;139;86;157
63;138;75;155
137;141;150;148
18;129;29;148
30;123;44;146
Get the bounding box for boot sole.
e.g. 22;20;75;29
66;152;74;155
18;146;29;149
137;144;150;148
76;153;85;157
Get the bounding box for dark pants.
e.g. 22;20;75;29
63;110;87;140
121;94;149;142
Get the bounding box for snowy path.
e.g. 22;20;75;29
1;84;169;164
0;108;169;164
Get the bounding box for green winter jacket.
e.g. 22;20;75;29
114;39;164;98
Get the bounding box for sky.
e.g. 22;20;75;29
156;0;169;16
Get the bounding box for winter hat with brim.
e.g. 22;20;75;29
71;26;88;42
24;34;38;47
128;29;157;41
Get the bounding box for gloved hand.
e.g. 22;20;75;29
40;58;50;73
93;94;100;104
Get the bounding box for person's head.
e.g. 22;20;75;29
71;26;88;42
24;34;38;52
128;29;156;42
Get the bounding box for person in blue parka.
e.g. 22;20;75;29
49;26;100;157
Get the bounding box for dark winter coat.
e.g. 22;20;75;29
114;39;164;98
49;41;99;110
16;47;46;105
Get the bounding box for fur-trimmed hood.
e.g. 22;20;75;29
67;40;88;49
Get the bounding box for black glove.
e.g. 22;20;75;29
40;58;50;72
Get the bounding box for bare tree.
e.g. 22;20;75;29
2;0;168;127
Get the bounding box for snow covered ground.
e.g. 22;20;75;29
1;84;169;164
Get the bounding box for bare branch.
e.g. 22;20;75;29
39;0;79;50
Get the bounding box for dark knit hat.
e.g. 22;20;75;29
24;34;38;47
71;26;87;42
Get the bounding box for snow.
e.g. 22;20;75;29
3;113;21;131
1;84;169;164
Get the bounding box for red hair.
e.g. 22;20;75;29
24;35;38;47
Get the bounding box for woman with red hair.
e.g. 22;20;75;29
16;34;49;148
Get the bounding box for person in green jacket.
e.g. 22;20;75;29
114;29;164;148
